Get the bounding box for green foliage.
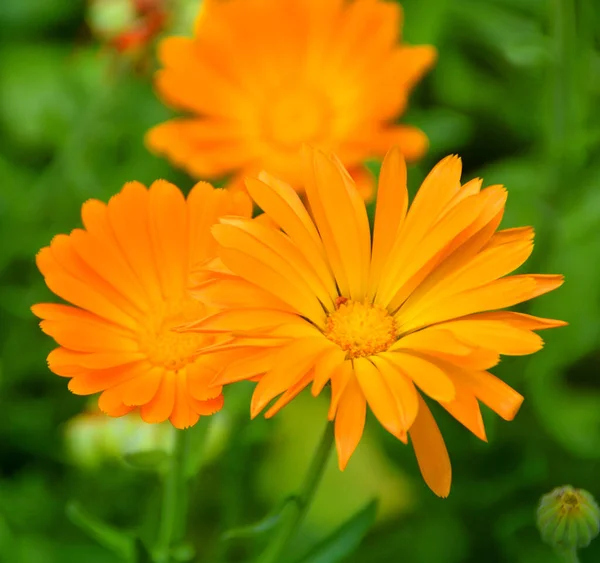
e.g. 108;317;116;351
1;0;599;562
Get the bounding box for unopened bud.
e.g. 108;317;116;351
537;486;600;551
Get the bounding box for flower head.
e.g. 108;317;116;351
186;146;565;496
537;486;600;551
146;0;436;199
33;180;251;429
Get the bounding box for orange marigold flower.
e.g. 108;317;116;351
186;146;566;497
32;180;251;429
146;0;436;199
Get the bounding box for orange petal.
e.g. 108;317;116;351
147;118;254;178
409;394;452;497
264;369;314;418
140;372;176;423
390;327;473;356
454;368;523;421
370;355;418;432
312;346;347;396
107;181;163;306
368;147;408;297
187;181;252;269
438;375;487;441
216;245;325;325
381;352;455;402
334;376;366;470
218;216;335;309
170;373;200;429
190;278;295;313
213;349;274;385
98;387;135;417
247;174;335;295
302;147;371;301
36;246;139;330
250;337;329;417
328;360;353;420
435;319;544;356
457;311;567;330
39;319;138;354
186;361;222;400
353;357;403;436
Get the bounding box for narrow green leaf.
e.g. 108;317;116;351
66;501;136;561
295;499;378;563
221;496;300;541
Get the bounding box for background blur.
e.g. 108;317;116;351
1;0;599;562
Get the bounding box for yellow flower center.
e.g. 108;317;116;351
264;88;331;149
137;297;210;371
325;299;398;359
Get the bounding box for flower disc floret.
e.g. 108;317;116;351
325;300;397;359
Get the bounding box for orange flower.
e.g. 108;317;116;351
146;0;436;199
186;146;566;497
33;180;251;429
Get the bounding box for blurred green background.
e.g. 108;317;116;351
1;0;599;562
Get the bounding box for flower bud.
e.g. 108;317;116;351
537;486;600;551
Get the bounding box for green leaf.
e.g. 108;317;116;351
221;496;300;541
295;499;378;563
66;502;136;562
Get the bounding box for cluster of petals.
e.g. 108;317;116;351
33;180;251;429
184;146;566;497
146;0;436;198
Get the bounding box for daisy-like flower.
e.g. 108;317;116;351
33;180;251;429
146;0;436;199
186;146;565;496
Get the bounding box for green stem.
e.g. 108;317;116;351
154;429;192;563
559;548;580;563
256;422;335;563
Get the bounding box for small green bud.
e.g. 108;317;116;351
537;486;600;551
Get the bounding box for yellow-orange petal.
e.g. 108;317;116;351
453;367;524;421
335;376;366;470
140;372;176;424
434;319;544;356
353;357;403;437
368;146;408;297
409;394;452;498
312;346;347;397
381;352;455;403
250;337;331;417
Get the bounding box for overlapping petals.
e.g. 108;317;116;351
147;0;436;198
33;180;251;429
186;146;565;496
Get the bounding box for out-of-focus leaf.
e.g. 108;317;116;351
295;500;378;563
525;166;600;458
66;502;136;562
170;542;196;561
221;496;299;541
0;0;83;36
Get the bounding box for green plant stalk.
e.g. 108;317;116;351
153;429;192;563
560;548;580;563
256;421;335;563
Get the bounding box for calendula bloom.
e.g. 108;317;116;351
146;0;435;199
33;180;251;429
186;146;565;497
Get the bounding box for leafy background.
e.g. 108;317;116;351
0;0;599;562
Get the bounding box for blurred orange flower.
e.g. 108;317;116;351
186;146;566;497
146;0;436;199
33;180;251;429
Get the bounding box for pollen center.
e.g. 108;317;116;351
137;297;210;371
264;88;331;149
325;300;398;359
